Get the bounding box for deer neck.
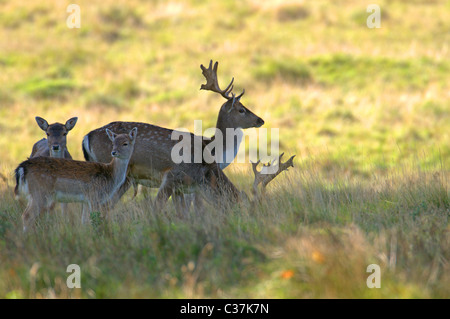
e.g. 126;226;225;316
50;149;65;158
109;156;131;193
214;115;243;170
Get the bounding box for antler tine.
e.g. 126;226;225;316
200;60;235;100
251;159;262;196
251;159;261;176
223;79;234;97
235;88;245;100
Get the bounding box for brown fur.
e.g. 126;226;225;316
18;157;113;184
84;121;240;200
29;117;78;216
15;128;137;232
81;61;264;212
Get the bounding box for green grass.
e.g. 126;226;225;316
252;54;450;90
0;0;449;298
16;78;78;99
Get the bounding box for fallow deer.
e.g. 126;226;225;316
82;60;263;212
30;116;78;215
199;60;264;169
15;128;138;232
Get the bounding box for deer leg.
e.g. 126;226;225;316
155;185;173;211
60;203;67;215
183;193;195;212
47;201;56;214
192;193;205;215
81;204;87;225
22;200;36;233
81;202;93;225
22;197;47;233
173;191;189;217
113;177;134;204
64;203;77;227
100;177;133;211
155;172;175;211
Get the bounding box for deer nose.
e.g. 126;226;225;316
52;145;60;151
111;151;118;157
256;118;264;127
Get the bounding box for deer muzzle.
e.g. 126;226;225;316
255;118;264;127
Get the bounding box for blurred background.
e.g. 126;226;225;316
0;0;449;177
0;0;449;299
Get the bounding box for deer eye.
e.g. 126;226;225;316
239;108;245;114
63;133;67;136
123;143;128;146
46;133;50;136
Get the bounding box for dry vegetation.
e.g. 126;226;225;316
0;0;449;298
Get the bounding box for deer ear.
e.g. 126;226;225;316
227;95;237;113
35;117;49;131
106;129;117;142
129;127;138;140
65;117;78;131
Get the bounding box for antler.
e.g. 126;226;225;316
200;60;244;100
252;152;295;197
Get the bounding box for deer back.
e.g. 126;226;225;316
84;122;203;179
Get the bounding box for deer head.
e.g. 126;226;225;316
35;116;78;157
200;60;264;130
106;127;138;160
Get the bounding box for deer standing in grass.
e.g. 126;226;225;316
30;116;78;215
15;127;138;232
82;60;263;213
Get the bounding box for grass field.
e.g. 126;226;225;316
0;0;449;298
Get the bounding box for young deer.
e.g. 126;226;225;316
30;116;78;215
82;60;262;212
15;128;138;232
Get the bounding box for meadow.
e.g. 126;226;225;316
0;0;449;298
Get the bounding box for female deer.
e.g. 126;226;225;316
15;128;138;232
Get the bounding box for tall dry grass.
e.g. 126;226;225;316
0;161;448;298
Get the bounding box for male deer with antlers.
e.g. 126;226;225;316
15;127;138;232
82;60;263;213
199;60;264;169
